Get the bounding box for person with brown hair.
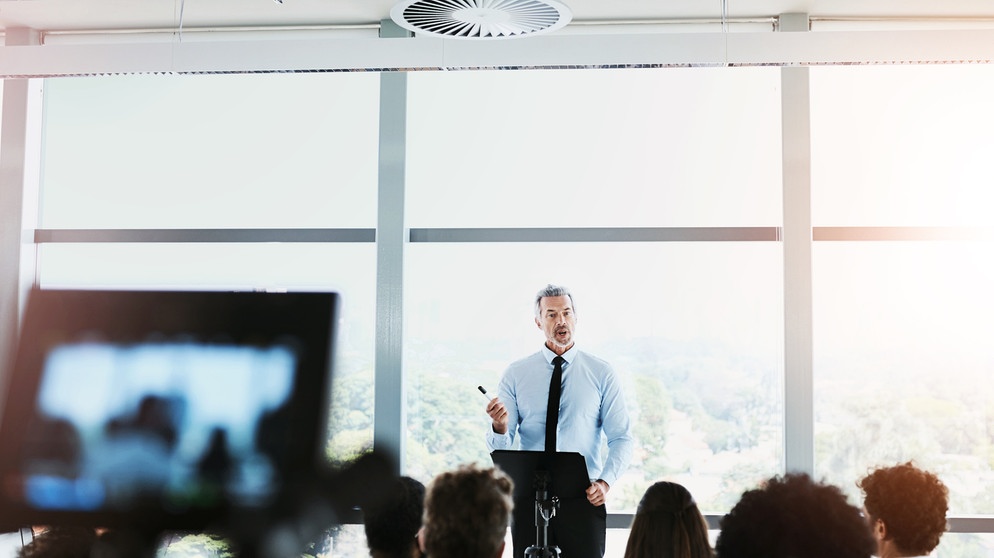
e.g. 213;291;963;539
858;462;949;558
418;464;513;558
624;481;712;558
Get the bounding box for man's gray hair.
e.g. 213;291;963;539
534;284;575;317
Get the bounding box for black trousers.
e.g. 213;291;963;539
510;496;606;558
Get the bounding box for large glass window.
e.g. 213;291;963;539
403;66;784;515
36;242;377;463
404;242;784;514
811;65;994;227
21;59;994;558
811;65;994;514
41;73;379;229
406;67;782;228
36;71;381;464
813;241;994;512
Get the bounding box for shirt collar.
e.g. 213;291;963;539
542;344;577;365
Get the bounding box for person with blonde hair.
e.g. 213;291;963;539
624;481;712;558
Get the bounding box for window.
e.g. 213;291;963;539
41;73;379;229
811;65;994;227
404;242;784;514
406;67;782;228
403;67;784;514
813;241;994;512
17;59;994;558
811;65;994;513
36;72;381;463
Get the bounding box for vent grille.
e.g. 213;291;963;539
390;0;572;40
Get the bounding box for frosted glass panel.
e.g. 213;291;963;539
406;67;782;228
41;73;379;229
812;65;994;227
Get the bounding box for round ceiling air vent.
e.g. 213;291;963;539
390;0;572;40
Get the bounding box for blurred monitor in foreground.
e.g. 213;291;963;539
0;289;338;534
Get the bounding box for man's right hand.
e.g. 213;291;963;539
486;398;509;434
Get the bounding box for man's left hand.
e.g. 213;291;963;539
585;479;609;507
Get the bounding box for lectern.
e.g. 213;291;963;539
491;450;589;558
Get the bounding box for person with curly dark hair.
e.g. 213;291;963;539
858;462;949;558
624;481;712;558
363;475;426;558
418;464;513;558
714;472;875;558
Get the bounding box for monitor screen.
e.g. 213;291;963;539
0;289;338;531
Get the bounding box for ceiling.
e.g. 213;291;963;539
4;0;994;36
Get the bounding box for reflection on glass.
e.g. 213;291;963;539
35;243;377;465
404;242;784;514
813;241;994;514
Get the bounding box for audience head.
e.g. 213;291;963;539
624;481;712;558
363;475;426;558
715;472;875;558
419;464;513;558
858;462;948;558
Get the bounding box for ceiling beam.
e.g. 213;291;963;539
2;28;994;77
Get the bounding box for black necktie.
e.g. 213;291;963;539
545;355;565;452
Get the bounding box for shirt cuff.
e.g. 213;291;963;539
598;472;618;488
486;429;511;450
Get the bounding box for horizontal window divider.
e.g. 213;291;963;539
947;516;994;533
339;513;994;532
607;513;635;529
34;228;376;243
409;227;781;243
814;226;994;241
697;515;994;532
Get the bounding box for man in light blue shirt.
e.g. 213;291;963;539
485;284;633;558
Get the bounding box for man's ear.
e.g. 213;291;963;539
875;518;888;540
535;316;541;329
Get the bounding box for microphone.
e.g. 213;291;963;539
478;385;494;400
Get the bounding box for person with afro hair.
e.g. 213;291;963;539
715;472;875;558
858;462;949;558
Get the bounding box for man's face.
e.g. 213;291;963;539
535;295;576;351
